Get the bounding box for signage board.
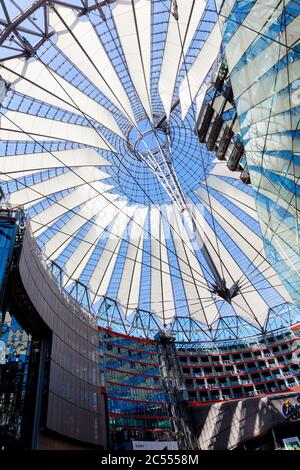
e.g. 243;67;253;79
132;441;179;451
282;437;300;450
281;395;300;422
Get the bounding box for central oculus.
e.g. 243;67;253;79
128;119;168;160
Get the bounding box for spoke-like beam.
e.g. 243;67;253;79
0;0;112;62
0;0;47;45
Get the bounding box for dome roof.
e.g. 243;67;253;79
0;0;298;341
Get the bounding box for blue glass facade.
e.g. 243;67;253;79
99;328;175;449
216;0;300;305
0;209;42;449
0;210;18;300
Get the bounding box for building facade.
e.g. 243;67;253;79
178;327;300;404
196;55;250;184
99;328;177;450
0;1;300;453
99;321;300;450
0;210;107;450
1;210;300;450
216;0;300;305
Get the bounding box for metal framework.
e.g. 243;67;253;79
0;0;298;342
0;1;118;61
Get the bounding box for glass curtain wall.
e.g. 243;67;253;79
216;0;300;304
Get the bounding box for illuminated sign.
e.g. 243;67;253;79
281;395;300;422
283;437;300;450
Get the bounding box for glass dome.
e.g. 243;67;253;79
0;0;299;342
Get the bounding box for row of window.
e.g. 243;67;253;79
105;368;161;386
177;331;300;356
107;385;167;402
179;342;296;366
108;399;170;417
188;380;299;402
105;359;160;375
109;416;173;431
185;370;300;390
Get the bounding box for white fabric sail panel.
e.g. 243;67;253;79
31;182;115;236
0;111;111;150
230;294;268;328
49;6;136;125
187;198;228;283
43;196;111;259
193;191;270;323
63;225;100;281
205;216;269;325
165;205;219;326
0;168;45;184
188;194;239;288
196;190;283;323
197;186;263;261
224;2;283;73
9;166;108;206
0;59;124;139
150;207;175;323
202;190;291;302
204;173;257;217
195;85;208;121
179;22;222;120
112;0;152;120
0;148;111;180
117;207;148;315
63;199;126;283
164;204;204;285
158;0;206;117
209;161;242;180
89;206;136;299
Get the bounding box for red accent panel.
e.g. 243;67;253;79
188;385;300;407
0;215;16;222
107;366;161;378
178;337;297;359
99;327;156;344
105;353;159;367
184;361;296;380
102;341;156;356
110;428;175;433
187;371;300;391
291;324;300;331
181;348;295;368
109;412;171;420
107;381;163;391
108;395;168;405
